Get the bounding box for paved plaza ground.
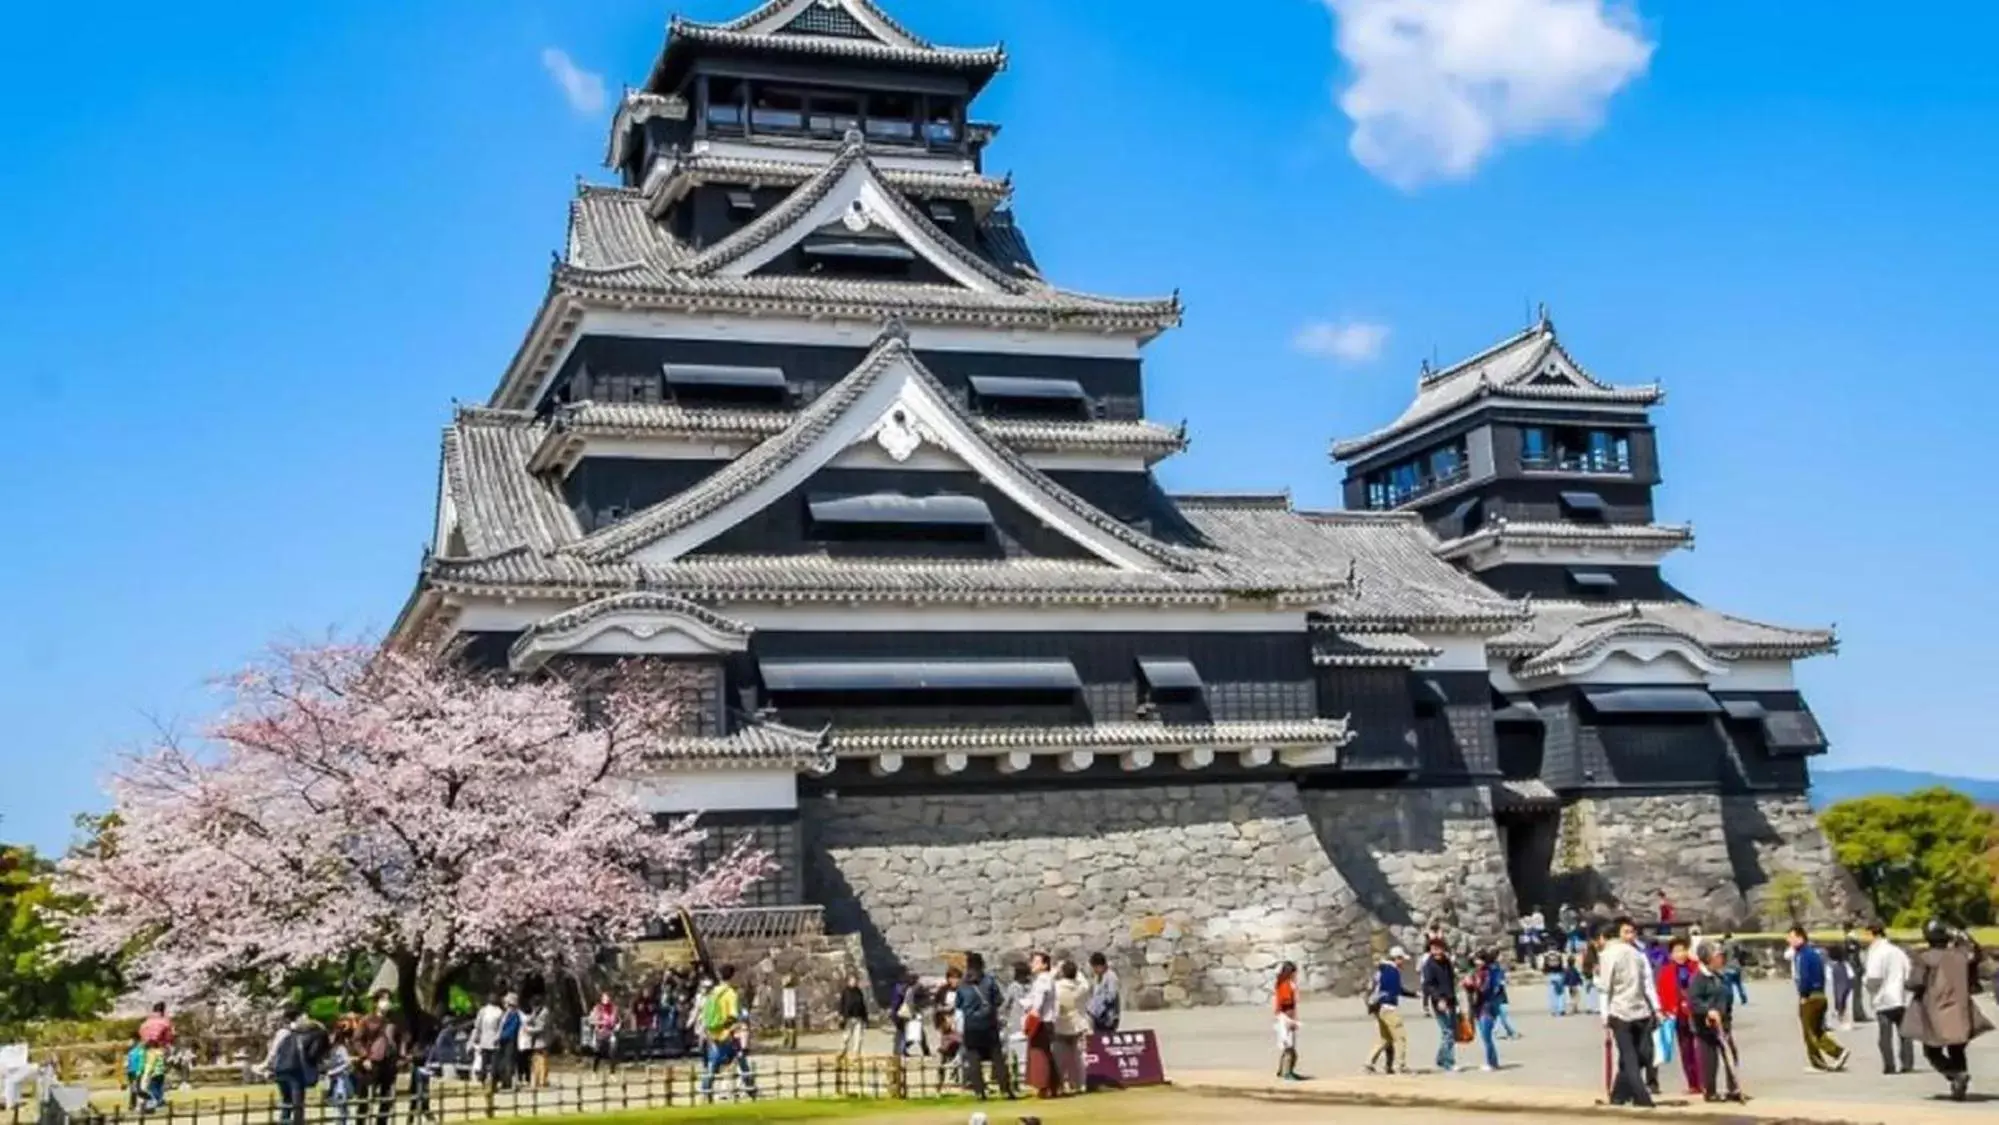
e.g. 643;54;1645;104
793;977;1998;1121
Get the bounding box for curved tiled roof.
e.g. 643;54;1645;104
1332;317;1664;461
559;174;1179;333
678;140;1025;292
1433;519;1694;559
560;336;1193;569
644;151;1012;209
1310;629;1442;668
1492;601;1838;670
644;717;834;773
1174;500;1527;633
441;408;581;555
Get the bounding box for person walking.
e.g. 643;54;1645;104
1053;960;1091;1093
1466;950;1503;1071
1787;926;1851;1071
353;993;402;1125
1419;939;1458;1073
522;999;549;1089
1828;930;1855;1032
1721;933;1748;1005
1686;945;1742;1103
1273;960;1302;1082
697;964;757;1102
1488;953;1519;1038
1022;951;1061;1098
778;975;800;1051
1841;925;1868;1024
1541;944;1569;1016
1366;947;1415;1074
491;993;522;1091
264;1007;327;1125
1594;917;1658;1108
1859;924;1915;1074
323;1022;355;1125
1902;920;1993;1101
472;993;503;1084
1086;953;1122;1034
837;974;869;1061
1656;936;1703;1095
957;953;1017;1102
588;991;621;1074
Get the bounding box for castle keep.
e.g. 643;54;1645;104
392;0;1852;1003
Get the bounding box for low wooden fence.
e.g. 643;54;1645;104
14;1055;1024;1125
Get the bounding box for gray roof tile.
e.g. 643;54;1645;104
1494;600;1837;675
1333;317;1664;460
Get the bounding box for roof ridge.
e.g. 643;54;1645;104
1418;321;1547;388
1169;491;1292;510
454;405;537;426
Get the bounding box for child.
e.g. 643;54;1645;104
1274;961;1301;1082
139;1039;168;1112
125;1035;146;1112
779;974;800;1051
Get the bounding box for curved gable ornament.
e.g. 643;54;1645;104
1520;620;1731;682
510;594;752;672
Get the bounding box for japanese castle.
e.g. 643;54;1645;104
391;0;1846;989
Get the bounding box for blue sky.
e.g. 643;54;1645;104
3;0;1996;852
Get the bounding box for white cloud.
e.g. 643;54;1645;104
540;47;607;116
1293;319;1392;363
1323;0;1654;189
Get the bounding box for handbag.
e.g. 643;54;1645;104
1454;1013;1475;1043
1023;1012;1043;1040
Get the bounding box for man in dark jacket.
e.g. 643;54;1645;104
956;953;1016;1101
1687;945;1741;1102
1903;921;1994;1102
1420;938;1459;1072
1788;927;1850;1071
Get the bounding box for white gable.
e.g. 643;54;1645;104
737;0;919;48
626;350;1162;571
715;159;1003;291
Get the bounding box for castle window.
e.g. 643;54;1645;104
928;201;958;225
1362;438;1471;509
662;363;788;405
968;375;1090;420
1567;568;1619;594
705;77;746;132
1559;490;1608;520
750;88;806;133
727;190;757;212
806;92;862;137
1522;426;1632;474
865;92;918;141
1136;657;1203;696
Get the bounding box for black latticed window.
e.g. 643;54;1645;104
778;2;874;38
667;813;801;908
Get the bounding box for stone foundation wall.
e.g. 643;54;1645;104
706;932;870;1033
1551;791;1862;927
802;782;1514;1006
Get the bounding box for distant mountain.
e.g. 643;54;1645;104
1811;767;1999;809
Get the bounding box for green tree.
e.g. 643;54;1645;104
1820;787;1999;927
1;839;123;1019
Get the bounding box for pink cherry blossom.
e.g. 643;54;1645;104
59;644;770;1018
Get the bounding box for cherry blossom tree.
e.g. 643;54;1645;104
59;644;768;1023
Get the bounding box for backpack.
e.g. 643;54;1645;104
699;988;730;1036
1541;949;1564;973
958;977;997;1032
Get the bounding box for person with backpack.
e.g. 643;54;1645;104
956;953;1016;1101
697;964;757;1102
354;992;404;1125
1420;939;1459;1072
263;1006;328;1125
1086;953;1121;1034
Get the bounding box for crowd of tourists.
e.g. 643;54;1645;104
1325;912;1990;1107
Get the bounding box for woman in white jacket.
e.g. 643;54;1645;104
1860;924;1915;1074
